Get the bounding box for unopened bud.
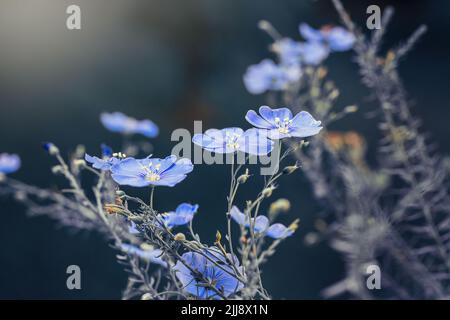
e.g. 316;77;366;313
51;165;63;175
174;233;186;241
215;230;222;243
288;219;300;232
115;190;126;197
269;198;291;215
73;159;86;167
141;293;152;300
282;163;299;175
237;169;250;184
42;142;59;156
262;185;275;198
344;105;358;113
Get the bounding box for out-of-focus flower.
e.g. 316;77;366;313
192;128;274;155
120;243;167;267
324;131;366;165
173;247;244;299
100;112;159;138
243;59;301;94
230;206;269;233
111;155;193;187
128;221;140;234
269;198;291;215
85;153;120;170
299;23;355;52
273;38;329;66
0;153;21;174
272;38;303;65
161;203;199;228
266;223;294;239
298;41;329;65
245;106;322;139
230;206;294;239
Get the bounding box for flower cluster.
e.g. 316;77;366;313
230;206;294;239
244;22;354;94
193;106;322;154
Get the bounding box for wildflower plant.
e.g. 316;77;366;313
0;100;318;300
0;0;445;301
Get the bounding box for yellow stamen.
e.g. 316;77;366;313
146;173;161;182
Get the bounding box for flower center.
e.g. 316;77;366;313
225;132;241;150
142;162;162;182
274;117;292;134
146;173;161;182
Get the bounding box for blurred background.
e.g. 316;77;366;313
0;0;449;299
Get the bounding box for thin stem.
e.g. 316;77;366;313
149;187;155;210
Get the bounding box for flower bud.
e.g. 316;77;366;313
115;190;126;197
141;293;152;300
282;163;299;175
237;169;250;184
288;219;300;232
269;198;291;215
215;230;222;243
51;165;63;175
73;159;86;167
262;185;275;198
344;105;358;113
42;142;59;156
174;233;186;241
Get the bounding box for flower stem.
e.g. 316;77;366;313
149;187;155;209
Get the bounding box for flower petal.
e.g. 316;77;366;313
245;110;274;129
290;111;323;138
266;223;294;239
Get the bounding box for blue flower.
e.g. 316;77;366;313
243;59;301;94
299;23;355;52
298;41;329;65
245;106;322;139
111;155;193;187
230;206;294;239
100;112;159;138
120;243;168;267
128;221;140;234
272;38;303;65
272;37;329;66
174;247;244;299
161;203;199;228
230;206;269;233
85;153;120;170
192;128;274;155
265;223;294;239
0;153;21;174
